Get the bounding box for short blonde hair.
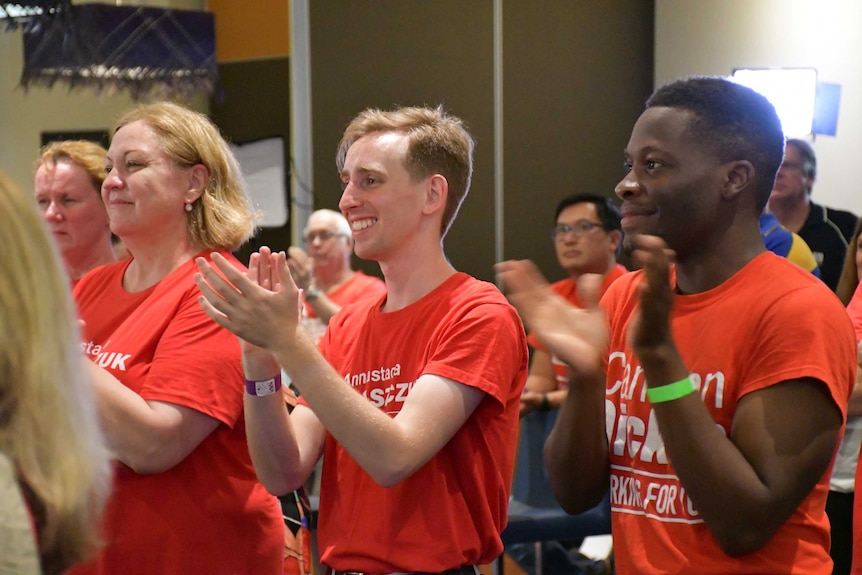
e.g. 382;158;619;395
113;102;257;251
34;140;108;193
336;105;475;239
0;172;111;573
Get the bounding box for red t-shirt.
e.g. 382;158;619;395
527;264;627;387
70;252;283;575
301;270;387;342
314;272;528;572
602;252;854;574
302;270;386;319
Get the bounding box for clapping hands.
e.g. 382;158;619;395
496;259;608;382
194;247;304;351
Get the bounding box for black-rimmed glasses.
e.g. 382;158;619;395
551;220;604;241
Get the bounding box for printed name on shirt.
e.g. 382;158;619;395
606;350;728;524
81;340;132;372
365;381;416;409
344;364;416;410
81;340;105;356
345;363;402;387
609;465;702;523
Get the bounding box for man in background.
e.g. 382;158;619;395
768;138;857;291
286;208;386;342
520;193;626;416
512;192;624;575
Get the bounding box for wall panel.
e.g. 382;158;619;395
309;0;495;280
308;1;654;281
502;1;654;279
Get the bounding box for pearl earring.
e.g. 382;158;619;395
184;202;193;212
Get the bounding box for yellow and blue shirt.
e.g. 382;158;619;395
760;212;821;279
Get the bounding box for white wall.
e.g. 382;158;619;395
656;0;862;214
0;0;206;194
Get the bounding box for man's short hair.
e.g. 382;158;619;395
785;138;817;180
554;193;622;232
335;105;475;238
646;76;785;213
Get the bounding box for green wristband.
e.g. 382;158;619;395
647;377;695;404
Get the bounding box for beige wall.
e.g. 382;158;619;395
656;0;862;215
0;0;206;194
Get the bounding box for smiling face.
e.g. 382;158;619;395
553;202;619;276
338;131;429;262
34;158;111;264
102;120;202;243
615;106;727;258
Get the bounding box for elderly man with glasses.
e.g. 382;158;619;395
287;208;386;342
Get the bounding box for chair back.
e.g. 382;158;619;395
511;409;562;509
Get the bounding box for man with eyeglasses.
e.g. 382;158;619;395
508;193;625;575
519;193;626;417
768;138;857;292
287;208;386;343
284;208;387;529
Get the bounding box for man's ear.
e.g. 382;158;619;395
608;229;623;254
723;160;755;201
185;164;209;204
803;173;816;194
422;174;448;216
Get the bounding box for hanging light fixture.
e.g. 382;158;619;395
0;0;65;31
18;1;218;100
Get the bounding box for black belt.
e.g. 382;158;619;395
327;565;479;575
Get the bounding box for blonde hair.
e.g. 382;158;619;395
0;173;111;574
335;105;475;239
113;101;257;251
34;140;108;193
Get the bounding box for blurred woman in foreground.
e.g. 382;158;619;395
0;172;110;574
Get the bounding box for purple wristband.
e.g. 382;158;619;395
245;374;283;397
